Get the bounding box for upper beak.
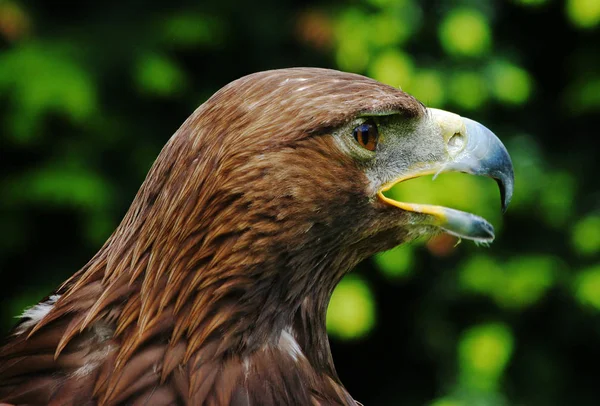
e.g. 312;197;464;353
443;114;514;213
378;108;514;243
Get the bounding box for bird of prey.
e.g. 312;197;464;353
0;68;513;405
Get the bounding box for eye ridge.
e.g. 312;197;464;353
352;119;379;151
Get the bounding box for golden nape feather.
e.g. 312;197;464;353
0;68;513;405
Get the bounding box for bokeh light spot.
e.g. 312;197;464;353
335;37;370;73
334;8;370;73
571;215;600;256
566;0;600;28
488;61;533;105
0;44;97;143
439;8;491;57
449;71;489;110
327;275;376;340
459;255;504;295
460;255;557;309
135;53;186;97
8;166;112;210
368;49;414;88
459;323;514;391
498;256;557;308
574;265;600;310
406;70;446;107
374;246;414;279
368;12;412;47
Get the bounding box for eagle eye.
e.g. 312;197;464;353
352;120;379;152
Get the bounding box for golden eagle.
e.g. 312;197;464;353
0;68;513;405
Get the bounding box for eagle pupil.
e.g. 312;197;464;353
353;120;378;151
361;129;369;145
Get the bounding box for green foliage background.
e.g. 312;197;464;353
0;0;598;404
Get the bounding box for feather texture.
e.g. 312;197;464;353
0;68;424;405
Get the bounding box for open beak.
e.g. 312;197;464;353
377;108;514;243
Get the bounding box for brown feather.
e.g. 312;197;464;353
0;68;425;405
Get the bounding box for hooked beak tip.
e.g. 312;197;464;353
460;117;514;214
427;109;515;215
498;178;512;213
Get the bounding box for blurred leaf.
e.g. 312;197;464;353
488;60;533;105
571;214;600;256
334;8;370;72
335;37;370;73
367;10;415;48
0;42;97;143
374;246;415;279
563;76;600;114
161;13;226;48
459;255;504;296
363;0;422;47
6;166;112;210
459;323;514;391
460;255;558;309
406;69;446;107
335;38;369;73
448;70;489;110
497;256;557;308
368;49;414;88
538;171;576;228
439;8;492;58
566;0;600;29
135;52;186;97
574;265;600;310
327;275;376;340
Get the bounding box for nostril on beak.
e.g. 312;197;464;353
447;132;465;154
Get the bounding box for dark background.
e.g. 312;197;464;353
0;0;599;405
